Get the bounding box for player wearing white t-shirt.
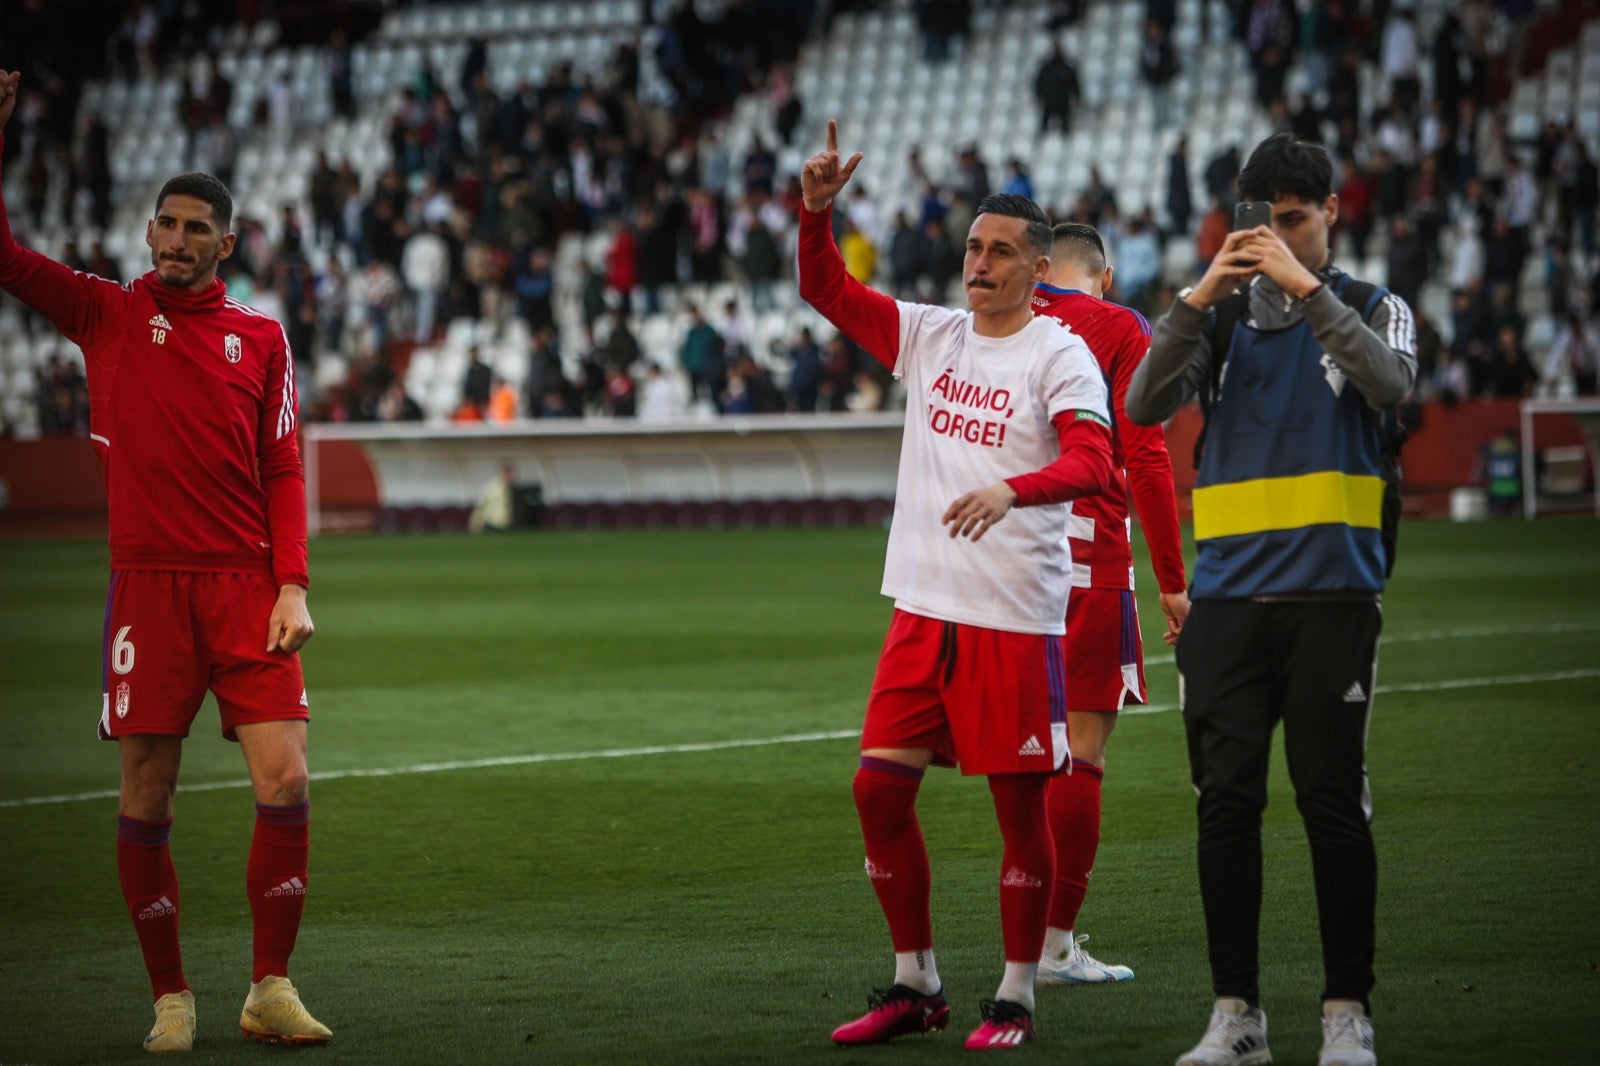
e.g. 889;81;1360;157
799;122;1113;1053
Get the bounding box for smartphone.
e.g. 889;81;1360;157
1234;201;1273;231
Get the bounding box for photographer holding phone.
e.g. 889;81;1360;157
1126;134;1417;1066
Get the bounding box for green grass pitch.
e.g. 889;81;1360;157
1;519;1597;1064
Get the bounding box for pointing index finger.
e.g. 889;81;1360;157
827;119;838;154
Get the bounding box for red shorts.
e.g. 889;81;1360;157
1063;587;1146;712
98;570;309;742
863;609;1068;775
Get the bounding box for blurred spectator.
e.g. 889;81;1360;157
373;380;424;422
1166;135;1193;235
1113;215;1161;313
1034;41;1082;135
604;365;637;417
314;257;349;354
1378;7;1420;114
357;260;402;352
468;465;515;533
402;221;451;343
603;217;639;311
1429;346;1472;407
1140;20;1178;130
1001;158;1036;201
637;362;683;424
786;326;824;413
1195;197;1230;273
680;303;725;406
839;217;877;285
488;376;519;422
1385;215;1426;313
463;346;493;411
1544;310;1600;397
600;307;641;376
514;247;556;333
1203;143;1241;213
888;210;928;301
1483;326;1537;399
770;62;804;147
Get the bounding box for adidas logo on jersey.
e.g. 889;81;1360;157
137;895;177;921
264;877;307;898
1018;735;1046;757
1343;682;1368;703
147;314;172;329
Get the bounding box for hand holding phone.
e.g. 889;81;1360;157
1234;200;1273;231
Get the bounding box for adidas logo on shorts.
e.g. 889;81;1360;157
1343;682;1368;703
1018;735;1046;757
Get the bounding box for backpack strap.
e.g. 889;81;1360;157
1191;291;1248;469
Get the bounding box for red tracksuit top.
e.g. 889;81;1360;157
0;134;309;587
1031;284;1186;595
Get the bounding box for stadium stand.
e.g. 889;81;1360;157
3;0;1599;443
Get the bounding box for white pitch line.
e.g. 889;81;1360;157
5;664;1599;811
1142;620;1600;667
0;730;860;810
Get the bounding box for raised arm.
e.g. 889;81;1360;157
0;73;118;344
796;120;900;367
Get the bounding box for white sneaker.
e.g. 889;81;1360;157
1035;934;1135;985
1175;998;1272;1066
1318;1002;1376;1066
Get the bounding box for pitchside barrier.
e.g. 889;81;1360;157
1;400;1591;536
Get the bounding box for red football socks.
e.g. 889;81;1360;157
853;758;933;952
117;815;188;998
247;802;310;982
988;772;1054;962
1046;758;1104;933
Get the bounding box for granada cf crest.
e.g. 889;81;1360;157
115;681;131;718
224;332;242;363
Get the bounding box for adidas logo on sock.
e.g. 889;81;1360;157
1018;735;1046;757
1343;682;1367;703
863;858;892;880
137;895;177;921
263;877;307;898
1001;865;1043;889
147;314;173;329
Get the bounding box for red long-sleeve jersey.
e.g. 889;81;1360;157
1032;284;1186;594
0;134;308;587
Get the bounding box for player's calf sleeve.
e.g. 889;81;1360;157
853;757;933;952
988;773;1053;962
117;815;188;998
247;801;310;982
1046;758;1104;933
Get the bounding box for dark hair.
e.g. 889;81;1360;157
154;173;234;231
1238;133;1333;205
1049;222;1106;274
975;193;1052;258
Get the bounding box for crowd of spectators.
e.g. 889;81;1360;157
5;0;1600;443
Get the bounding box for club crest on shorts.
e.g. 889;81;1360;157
115;681;131;718
224;332;243;363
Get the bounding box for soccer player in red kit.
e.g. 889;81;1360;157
1031;223;1190;985
800;121;1114;1051
0;71;331;1052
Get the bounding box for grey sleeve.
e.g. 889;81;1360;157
1125;297;1215;425
1302;288;1418;409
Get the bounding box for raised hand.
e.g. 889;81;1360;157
1187;229;1262;310
801;119;863;213
0;71;20;132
